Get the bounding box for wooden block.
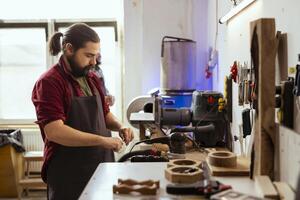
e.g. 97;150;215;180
206;156;250;176
273;182;295;200
255;175;279;199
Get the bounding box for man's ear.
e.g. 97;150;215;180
65;43;74;55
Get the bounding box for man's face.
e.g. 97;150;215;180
66;41;100;77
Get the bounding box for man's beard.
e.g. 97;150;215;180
67;55;93;77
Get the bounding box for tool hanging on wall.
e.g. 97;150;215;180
228;61;252;107
242;108;252;138
205;64;213;79
238;125;245;156
238;62;250;106
293;54;300;96
229;61;238;82
238;62;243;106
233;109;251;157
224;76;232;122
238;83;244;106
276;78;294;129
244;80;250;104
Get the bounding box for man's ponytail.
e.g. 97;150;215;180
49;32;63;56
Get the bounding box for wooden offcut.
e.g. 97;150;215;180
273;182;295;200
255;176;279;199
250;18;276;179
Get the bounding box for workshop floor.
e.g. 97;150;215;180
0;190;47;200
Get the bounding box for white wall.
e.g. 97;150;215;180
123;0;209;124
207;0;300;144
208;0;300;188
0;0;122;19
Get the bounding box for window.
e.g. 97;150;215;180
0;20;121;124
0;25;47;122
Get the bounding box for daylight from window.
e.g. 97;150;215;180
0;0;122;122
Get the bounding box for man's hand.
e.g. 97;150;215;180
105;95;115;106
103;137;123;152
118;127;134;145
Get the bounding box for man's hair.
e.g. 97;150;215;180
49;23;100;56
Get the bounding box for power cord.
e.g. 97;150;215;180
129;136;170;153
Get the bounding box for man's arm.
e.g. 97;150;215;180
105;112;123;131
44;119;123;151
105;112;134;145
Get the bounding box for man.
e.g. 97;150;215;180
32;23;134;200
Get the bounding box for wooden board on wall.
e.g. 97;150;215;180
250;18;276;179
278;33;288;82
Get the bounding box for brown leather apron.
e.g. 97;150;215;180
47;81;114;200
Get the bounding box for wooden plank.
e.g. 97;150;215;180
19;178;46;188
206;156;250;176
255;175;279;199
273;182;295;200
250;18;276;179
278;33;288;82
23;151;43;162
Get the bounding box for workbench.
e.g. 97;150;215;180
78;162;259;199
